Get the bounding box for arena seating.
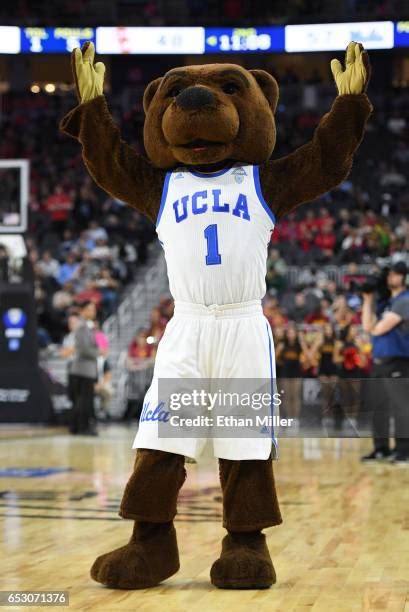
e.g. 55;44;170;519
1;82;408;416
0;0;408;26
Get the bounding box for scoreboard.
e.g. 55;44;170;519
205;28;285;53
0;21;408;54
96;27;203;54
21;27;95;53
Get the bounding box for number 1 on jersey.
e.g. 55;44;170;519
204;224;222;266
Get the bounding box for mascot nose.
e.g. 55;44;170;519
176;86;215;110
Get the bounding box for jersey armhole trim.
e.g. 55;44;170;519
253;165;276;226
156;172;171;228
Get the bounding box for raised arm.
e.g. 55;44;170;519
59;43;165;224
259;42;373;221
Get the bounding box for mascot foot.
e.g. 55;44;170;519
91;521;179;589
210;531;276;589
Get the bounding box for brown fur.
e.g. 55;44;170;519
210;531;276;589
60;66;371;223
90;521;180;589
119;449;186;522
89;448;282;589
60;51;372;590
143;64;278;168
60;97;164;224
219;456;282;531
259;93;372;220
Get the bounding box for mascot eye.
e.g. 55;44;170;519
222;82;240;95
167;86;182;98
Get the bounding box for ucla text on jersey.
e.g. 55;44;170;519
156;163;276;306
173;189;251;223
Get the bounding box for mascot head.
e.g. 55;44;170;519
143;63;279;169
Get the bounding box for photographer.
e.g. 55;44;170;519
361;262;409;463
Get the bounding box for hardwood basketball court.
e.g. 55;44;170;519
0;426;408;611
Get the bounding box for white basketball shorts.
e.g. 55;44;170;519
132;300;278;461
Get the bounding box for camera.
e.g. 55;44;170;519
359;274;384;294
354;267;390;299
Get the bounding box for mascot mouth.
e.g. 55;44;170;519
178;139;225;152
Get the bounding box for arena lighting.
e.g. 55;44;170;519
44;83;56;93
30;84;40;93
1;22;409;53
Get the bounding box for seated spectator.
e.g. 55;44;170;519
59;229;77;257
128;329;154;366
37;250;60;279
44;184;74;232
297;214;314;251
267;248;287;277
340;227;364;262
74;181;98;229
57;253;80;285
159;295;174;321
333;295;360;330
379;164;407;188
52;281;75;312
266;248;288;293
77;230;96;252
288;291;308;323
264;294;288;328
266;266;287;295
314;222;336;262
304;305;329;327
90;238;112;261
95;268;119;316
75;280;103;310
87;220;108;243
148;307;168;341
276;324;304;428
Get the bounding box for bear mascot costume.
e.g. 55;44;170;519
60;41;371;590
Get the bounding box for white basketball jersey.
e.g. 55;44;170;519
156;163;275;306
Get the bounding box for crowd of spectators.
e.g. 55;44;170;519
125;82;409;379
126;289;375;426
0;92;156;344
1;76;408;356
123;82;409;427
127;297;174;368
1;0;408;26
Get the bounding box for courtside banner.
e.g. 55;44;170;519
0;283;52;422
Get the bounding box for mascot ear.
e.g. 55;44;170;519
249;69;279;114
143;77;163;114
